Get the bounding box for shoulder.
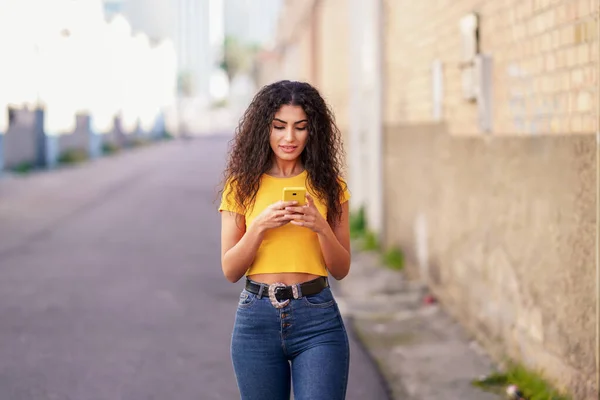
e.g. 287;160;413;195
219;177;245;215
337;176;350;203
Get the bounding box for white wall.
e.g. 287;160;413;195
348;0;384;236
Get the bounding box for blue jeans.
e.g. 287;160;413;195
231;286;350;400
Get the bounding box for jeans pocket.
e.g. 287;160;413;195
302;287;335;308
238;290;257;309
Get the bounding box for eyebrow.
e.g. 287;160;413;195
273;118;308;124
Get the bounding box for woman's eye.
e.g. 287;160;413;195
274;126;285;130
296;127;307;131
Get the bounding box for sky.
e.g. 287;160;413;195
100;0;281;98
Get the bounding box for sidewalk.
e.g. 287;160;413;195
335;245;502;400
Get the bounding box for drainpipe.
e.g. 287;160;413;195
348;0;364;214
374;0;384;243
0;115;4;174
365;0;384;238
596;1;600;396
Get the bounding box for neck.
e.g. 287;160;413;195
269;158;304;177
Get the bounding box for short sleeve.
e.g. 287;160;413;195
339;177;351;204
219;179;245;215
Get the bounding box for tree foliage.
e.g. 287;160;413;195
220;35;261;81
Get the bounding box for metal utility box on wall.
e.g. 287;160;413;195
474;54;493;132
432;60;443;121
459;13;479;101
458;12;492;132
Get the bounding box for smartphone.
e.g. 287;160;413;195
282;187;307;206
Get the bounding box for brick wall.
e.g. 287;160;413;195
384;0;599;135
314;0;351;134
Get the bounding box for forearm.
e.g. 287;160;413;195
318;225;351;280
222;225;264;282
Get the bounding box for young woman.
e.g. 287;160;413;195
218;80;351;400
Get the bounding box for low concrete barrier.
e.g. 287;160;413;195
0;106;169;174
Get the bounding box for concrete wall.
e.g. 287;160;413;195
101;116;129;149
384;126;597;398
265;0;351;144
346;0;384;231
58;114;94;157
3;108;40;169
314;0;351;134
0;108;167;173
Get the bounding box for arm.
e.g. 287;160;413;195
220;212;264;283
317;201;351;280
221;200;299;283
287;197;351;280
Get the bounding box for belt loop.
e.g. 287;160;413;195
294;283;302;299
257;284;265;299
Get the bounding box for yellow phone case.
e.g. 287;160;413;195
282;187;306;206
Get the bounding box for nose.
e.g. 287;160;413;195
284;127;295;142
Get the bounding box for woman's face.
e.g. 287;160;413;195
269;104;309;163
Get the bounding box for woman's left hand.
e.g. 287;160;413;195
284;194;328;234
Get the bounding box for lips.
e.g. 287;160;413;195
279;145;298;153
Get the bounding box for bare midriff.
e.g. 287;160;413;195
247;272;323;286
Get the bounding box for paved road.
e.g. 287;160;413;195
0;137;389;400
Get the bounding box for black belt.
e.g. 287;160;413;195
245;276;329;301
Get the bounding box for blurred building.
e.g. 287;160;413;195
224;0;282;47
259;0;599;398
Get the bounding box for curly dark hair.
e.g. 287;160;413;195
220;80;347;225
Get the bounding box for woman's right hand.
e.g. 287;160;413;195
250;200;298;233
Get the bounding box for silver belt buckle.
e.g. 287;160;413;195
268;283;300;309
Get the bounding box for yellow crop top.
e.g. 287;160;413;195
218;170;350;277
